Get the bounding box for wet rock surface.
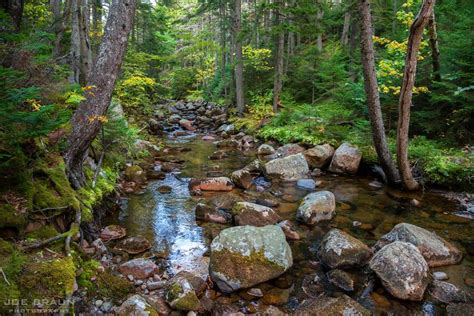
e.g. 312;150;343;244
297;191;336;224
231;201;281;226
264;153;310;181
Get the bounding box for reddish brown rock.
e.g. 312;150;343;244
119;258;159;279
100;225;126;242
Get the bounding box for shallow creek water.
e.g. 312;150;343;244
111;132;473;314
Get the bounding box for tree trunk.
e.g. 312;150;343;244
52;0;71;58
234;0;245;116
79;0;92;83
71;0;81;83
396;0;435;191
427;11;441;81
272;0;284;113
316;4;323;52
359;0;400;185
341;11;351;46
65;0;136;188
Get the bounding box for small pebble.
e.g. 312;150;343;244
187;312;197;316
153;274;161;281
140;284;147;290
95;300;103;307
127;274;134;282
247;288;263;298
135;280;144;286
144;289;149;294
147;281;166;290
101;301;113;313
353;221;362;227
433;271;448;281
410;198;421;207
464;278;474;287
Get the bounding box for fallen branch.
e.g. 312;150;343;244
0;267;10;286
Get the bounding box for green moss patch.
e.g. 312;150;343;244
18;257;76;305
25;224;58;240
0;203;26;229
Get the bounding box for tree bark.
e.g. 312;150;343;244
396;0;435;191
65;0;136;188
50;0;71;58
359;0;400;185
341;11;351;46
427;10;441;81
272;0;284;113
234;0;245;116
316;5;323;52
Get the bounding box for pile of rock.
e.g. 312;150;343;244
149;100;229;134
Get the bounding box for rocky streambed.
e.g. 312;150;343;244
79;101;473;315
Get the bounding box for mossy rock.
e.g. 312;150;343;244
32;155;81;214
0;248;27;313
0;203;26;229
25;224;58;240
19;257;76;306
94;272;134;303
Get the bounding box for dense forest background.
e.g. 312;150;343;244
0;0;473;191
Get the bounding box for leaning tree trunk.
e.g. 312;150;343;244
234;0;245;116
341;11;351;46
65;0;136;189
396;0;435;191
359;0;400;185
272;0;284;113
427;10;441;81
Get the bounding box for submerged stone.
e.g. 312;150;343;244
232;202;281;226
297;191;336;224
100;224;126;242
209;225;293;292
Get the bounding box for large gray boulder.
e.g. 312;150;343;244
319;229;373;269
304;144;335;168
328;142;362;175
209;225;293;292
232;202;281;226
370;241;430;301
373;223;462;267
296;191;336;224
264;153;310;181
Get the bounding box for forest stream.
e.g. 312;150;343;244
102;118;473;315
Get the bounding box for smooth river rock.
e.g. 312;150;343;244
295;294;371;315
264;153;310;181
328;142;362;175
232;202;281;226
319;228;373;269
370;241;430;301
209;225;293;292
188;177;234;193
304;144;335;168
373;223;462;267
119;258;160;279
296;191;336;224
257;144;276;156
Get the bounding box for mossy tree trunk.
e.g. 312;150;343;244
65;0;137;188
